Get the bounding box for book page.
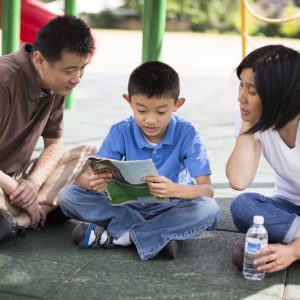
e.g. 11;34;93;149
111;159;158;184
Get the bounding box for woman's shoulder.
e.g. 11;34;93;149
255;127;277;140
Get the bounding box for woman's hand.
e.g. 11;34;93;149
254;241;300;273
89;172;112;193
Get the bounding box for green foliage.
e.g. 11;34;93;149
81;0;300;38
165;0;238;32
123;0;143;11
247;0;300;38
279;3;299;37
82;11;116;29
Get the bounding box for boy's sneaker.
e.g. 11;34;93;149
0;209;26;243
231;239;245;270
161;241;178;259
47;206;70;222
72;222;114;249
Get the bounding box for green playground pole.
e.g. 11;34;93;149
2;0;21;55
65;0;77;17
142;0;166;62
64;0;77;109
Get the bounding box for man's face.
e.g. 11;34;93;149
34;50;89;96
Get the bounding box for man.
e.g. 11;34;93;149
0;15;96;243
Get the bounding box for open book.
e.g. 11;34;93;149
88;156;169;206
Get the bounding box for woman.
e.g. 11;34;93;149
226;44;300;273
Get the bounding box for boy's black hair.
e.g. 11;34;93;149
237;44;300;134
128;61;180;100
32;15;95;63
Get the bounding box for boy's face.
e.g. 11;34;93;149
32;50;89;96
124;94;185;144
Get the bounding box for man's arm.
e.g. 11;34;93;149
28;137;64;189
0;170;18;194
9;137;64;207
0;170;41;227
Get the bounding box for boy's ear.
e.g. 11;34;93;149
122;94;130;104
174;97;185;111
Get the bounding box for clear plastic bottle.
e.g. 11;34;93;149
243;215;268;281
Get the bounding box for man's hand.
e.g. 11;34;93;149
144;176;176;198
254;242;299;273
9;178;39;208
89;172;112;192
24;202;42;228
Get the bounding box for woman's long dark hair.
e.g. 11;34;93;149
237;45;300;134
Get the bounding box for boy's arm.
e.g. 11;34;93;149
76;122;122;191
171;175;213;199
144;175;213;200
75;166;112;192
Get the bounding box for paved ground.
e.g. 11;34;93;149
1;30;300;299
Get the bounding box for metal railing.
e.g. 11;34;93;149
240;0;300;57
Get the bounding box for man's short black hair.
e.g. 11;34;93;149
237;44;300;134
128;61;180;100
32;15;95;63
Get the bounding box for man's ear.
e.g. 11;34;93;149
122;94;130;104
174;97;185;111
32;51;46;71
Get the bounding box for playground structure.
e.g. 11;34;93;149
1;0;166;60
0;0;166;108
1;0;58;54
240;0;300;57
1;0;57;50
2;0;300;105
3;0;300;60
1;0;78;108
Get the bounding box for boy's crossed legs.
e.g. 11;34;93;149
60;184;220;260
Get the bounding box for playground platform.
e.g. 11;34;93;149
0;30;300;300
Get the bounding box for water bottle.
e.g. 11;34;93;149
243;215;268;281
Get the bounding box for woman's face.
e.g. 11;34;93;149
238;68;262;124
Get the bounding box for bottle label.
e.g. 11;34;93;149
245;238;267;255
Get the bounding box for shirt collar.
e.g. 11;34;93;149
15;43;49;101
133;115;177;149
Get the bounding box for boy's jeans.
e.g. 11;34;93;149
60;184;220;261
230;192;300;244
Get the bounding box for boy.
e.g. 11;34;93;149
59;61;220;261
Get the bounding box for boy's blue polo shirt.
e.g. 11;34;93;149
97;114;211;185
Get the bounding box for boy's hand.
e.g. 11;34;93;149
89;172;112;193
144;176;177;198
